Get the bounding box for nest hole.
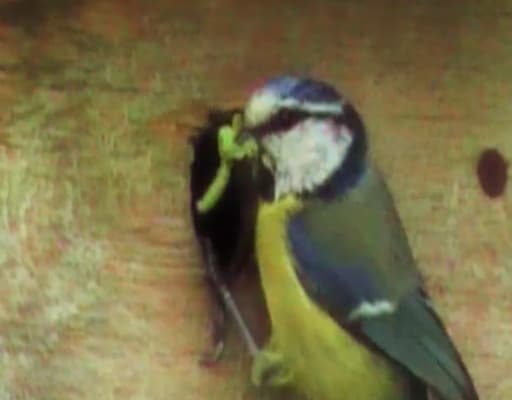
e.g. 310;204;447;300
189;108;256;283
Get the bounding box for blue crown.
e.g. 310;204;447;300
263;76;342;104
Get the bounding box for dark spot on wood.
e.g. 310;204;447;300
476;148;508;198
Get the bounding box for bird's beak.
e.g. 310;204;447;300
233;128;259;162
235;128;254;145
230;112;259;158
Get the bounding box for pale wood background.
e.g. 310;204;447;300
0;1;510;399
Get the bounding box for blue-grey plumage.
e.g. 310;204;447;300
241;76;479;400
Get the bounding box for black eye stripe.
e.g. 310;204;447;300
249;108;344;137
250;109;307;136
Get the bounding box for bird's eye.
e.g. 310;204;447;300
261;153;274;171
252;109;307;136
276;110;295;127
274;109;305;131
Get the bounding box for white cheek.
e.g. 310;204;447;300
263;120;353;197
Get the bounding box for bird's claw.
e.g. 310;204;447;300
251;348;293;387
199;339;225;367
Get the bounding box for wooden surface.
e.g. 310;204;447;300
0;1;510;399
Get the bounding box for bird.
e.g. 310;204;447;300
231;76;479;400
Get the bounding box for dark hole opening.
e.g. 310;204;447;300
189;108;256;283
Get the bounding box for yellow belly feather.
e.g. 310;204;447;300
255;196;404;400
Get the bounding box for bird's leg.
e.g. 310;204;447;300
251;337;293;387
199;236;228;365
199;237;259;366
200;297;227;366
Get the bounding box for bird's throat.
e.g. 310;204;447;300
255;196;308;326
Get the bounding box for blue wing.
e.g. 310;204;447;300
286;167;478;400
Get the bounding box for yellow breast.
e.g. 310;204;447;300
255;196;404;400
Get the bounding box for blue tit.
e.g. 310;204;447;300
238;76;479;400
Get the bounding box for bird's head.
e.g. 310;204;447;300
241;76;368;201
